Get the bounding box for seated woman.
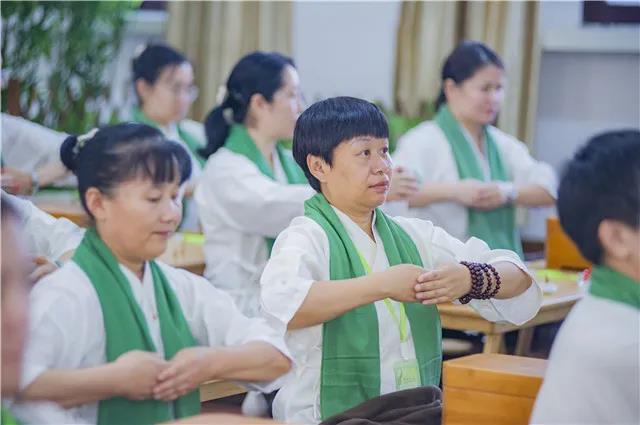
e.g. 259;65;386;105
260;97;543;424
131;44;205;231
11;123;291;424
393;41;556;257
194;51;315;317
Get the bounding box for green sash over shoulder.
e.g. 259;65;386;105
1;407;20;425
225;124;307;254
73;228;200;425
435;105;522;257
304;194;442;419
590;266;640;311
132;107;206;168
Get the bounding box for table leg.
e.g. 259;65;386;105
483;333;504;354
515;327;535;356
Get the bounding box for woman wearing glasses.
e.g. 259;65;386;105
130;44;204;231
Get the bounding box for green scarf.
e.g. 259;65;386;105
304;194;442;419
1;407;20;425
73;228;200;425
434;104;522;257
225;124;308;254
132;107;206;168
590;266;640;310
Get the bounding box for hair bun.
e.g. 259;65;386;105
60;135;80;173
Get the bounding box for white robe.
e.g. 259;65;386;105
12;260;291;424
531;293;640;424
194;147;314;317
5;192;85;261
260;207;543;424
392;121;557;241
1;114;66;173
0;114;76;186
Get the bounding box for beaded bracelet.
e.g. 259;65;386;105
459;261;501;304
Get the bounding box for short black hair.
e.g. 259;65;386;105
132;44;189;104
557;129;640;264
60;123;192;220
132;43;188;85
292;96;389;192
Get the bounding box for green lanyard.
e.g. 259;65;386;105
356;250;409;342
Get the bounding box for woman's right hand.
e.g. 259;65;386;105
113;350;168;400
387;166;419;201
379;264;425;303
454;179;487;207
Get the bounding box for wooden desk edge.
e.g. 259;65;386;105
199;380;247;402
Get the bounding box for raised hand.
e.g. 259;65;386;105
414;263;472;305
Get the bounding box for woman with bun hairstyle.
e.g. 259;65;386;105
11;123;291;424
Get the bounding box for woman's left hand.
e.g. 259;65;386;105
471;183;506;210
153;347;215;401
414;263;472;305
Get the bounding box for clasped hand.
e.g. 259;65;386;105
382;263;472;305
114;347;213;402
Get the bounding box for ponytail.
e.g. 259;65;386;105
200;103;231;158
198;51;295;158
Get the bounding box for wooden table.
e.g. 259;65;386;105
158;233;206;275
163;413;280;424
437;262;585;355
31;192;88;226
200;380;247;402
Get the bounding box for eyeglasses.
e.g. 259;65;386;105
161;82;199;101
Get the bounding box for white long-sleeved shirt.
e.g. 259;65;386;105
531;293;640;424
12;260;291;424
260;206;543;424
393;121;557;241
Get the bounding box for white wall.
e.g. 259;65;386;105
113;3;404;113
521;0;640;240
292;1;401;107
109;11;167;120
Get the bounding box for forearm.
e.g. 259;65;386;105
408;182;459;208
515;184;555;207
20;363;121;408
205;342;291;382
492;261;532;299
288;274;386;330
